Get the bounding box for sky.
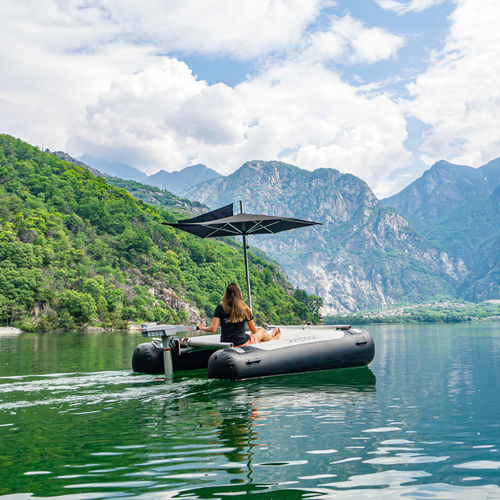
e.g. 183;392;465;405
1;0;499;197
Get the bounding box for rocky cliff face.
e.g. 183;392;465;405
183;161;467;313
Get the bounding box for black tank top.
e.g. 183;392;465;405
213;304;253;346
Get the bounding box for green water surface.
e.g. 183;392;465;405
0;323;499;498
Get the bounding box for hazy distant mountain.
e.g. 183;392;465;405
79;156;220;195
182;160;466;313
80;155;149;183
383;158;500;231
479;157;500;184
148;164;221;195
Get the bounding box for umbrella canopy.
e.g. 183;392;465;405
168;211;319;238
164;202;321;310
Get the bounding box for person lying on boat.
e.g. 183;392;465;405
197;282;281;347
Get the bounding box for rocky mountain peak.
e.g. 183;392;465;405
429;159;455;171
234;160;304;185
424;160;478;184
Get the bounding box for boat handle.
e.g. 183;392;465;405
246;359;262;365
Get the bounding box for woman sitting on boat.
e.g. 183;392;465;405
197;282;281;347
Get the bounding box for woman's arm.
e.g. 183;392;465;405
197;317;220;333
247;319;258;333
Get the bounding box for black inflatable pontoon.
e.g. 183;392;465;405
132;324;374;380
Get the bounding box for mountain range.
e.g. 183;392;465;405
413;185;500;302
181;161;467;313
55;151;500;313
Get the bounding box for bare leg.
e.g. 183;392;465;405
254;327;281;343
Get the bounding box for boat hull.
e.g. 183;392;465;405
132;342;213;374
131;326;375;379
208;327;374;380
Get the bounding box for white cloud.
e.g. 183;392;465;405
0;0;327;146
69;58;410;197
404;0;500;167
136;0;325;59
0;0;326;60
0;0;411;197
305;15;404;64
374;0;445;14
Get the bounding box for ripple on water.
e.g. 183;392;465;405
362;427;402;433
298;474;337;480
320;469;432;488
453;460;500;470
330;457;362;464
306;449;338;454
364;453;450;465
381;439;414;445
255;460;308;467
63;481;155;489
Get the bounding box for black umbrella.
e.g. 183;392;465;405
164;201;321;310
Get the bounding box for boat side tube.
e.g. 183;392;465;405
132;323;234;375
207;328;375;380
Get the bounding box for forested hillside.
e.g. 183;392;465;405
105;177;206;217
0;135;320;331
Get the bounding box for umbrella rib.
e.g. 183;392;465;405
204;222;241;238
204;227;221;238
247;219;282;234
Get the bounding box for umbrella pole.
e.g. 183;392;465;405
242;233;252;311
240;201;252;311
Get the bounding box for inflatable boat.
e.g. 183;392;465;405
132;323;375;380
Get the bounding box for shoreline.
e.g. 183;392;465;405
3;318;500;334
0;325;142;335
325;317;500;326
0;326;23;335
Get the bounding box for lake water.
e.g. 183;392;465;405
0;323;499;499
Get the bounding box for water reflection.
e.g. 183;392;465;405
159;367;376;497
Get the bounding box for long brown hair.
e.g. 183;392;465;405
221;283;252;322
